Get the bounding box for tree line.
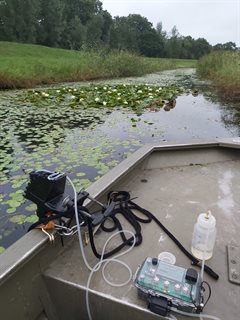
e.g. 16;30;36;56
0;0;237;59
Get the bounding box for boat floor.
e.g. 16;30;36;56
44;147;240;320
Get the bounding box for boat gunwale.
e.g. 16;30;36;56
1;137;240;284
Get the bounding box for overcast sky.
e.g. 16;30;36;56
101;0;240;46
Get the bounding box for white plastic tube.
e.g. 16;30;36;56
67;176;94;271
170;308;222;320
200;211;211;281
86;229;136;320
67;176;138;319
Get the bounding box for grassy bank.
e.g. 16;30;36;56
0;42;196;89
197;51;240;100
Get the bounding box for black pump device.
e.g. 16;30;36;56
24;170;112;230
25;170;88;219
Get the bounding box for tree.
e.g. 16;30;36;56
156;22;167;57
140;29;163;57
86;14;104;48
170;25;179;38
99;10;112;44
109;16;139;52
156;22;167;38
110;14;164;57
163;25;182;58
61;17;86;49
63;0;102;25
37;0;64;47
179;36;196;59
193;38;211;58
213;42;237;51
0;0;39;43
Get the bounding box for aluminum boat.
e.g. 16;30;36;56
0;138;240;320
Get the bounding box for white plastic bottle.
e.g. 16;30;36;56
191;211;216;260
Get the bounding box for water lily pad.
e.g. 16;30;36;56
0;246;5;254
24;215;38;223
10;215;27;224
76;172;86;177
25;204;37;212
6;208;16;214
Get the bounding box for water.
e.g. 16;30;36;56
191;246;213;260
0;68;240;252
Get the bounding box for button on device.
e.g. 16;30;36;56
152;257;158;265
164;280;170;289
174;283;181;291
182;286;189;294
147;257;152;264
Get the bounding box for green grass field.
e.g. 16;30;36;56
197;51;240;99
0;42;197;89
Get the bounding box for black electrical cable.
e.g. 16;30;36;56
87;191;219;280
201;281;212;307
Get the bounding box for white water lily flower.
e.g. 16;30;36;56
112;89;117;92
68;89;72;92
70;95;75;99
103;86;107;90
117;93;121;96
107;91;112;94
156;89;159;93
103;101;107;106
159;87;162;90
80;98;84;102
56;90;60;93
124;101;128;105
73;88;77;92
137;90;143;93
95;97;100;102
34;92;38;95
117;97;121;100
149;95;153;99
148;88;152;91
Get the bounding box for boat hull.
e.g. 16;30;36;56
1;138;240;319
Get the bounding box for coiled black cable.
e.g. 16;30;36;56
87;191;219;280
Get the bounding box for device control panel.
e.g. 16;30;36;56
134;257;203;313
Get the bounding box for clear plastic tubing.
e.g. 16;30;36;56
170;308;222;320
86;230;136;320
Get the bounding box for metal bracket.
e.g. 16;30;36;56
227;245;240;285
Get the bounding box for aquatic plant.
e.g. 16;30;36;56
18;84;182;113
197;51;240;100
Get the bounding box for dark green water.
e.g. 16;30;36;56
0;68;239;253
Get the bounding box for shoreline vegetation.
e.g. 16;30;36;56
197;51;240;100
0;42;196;90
